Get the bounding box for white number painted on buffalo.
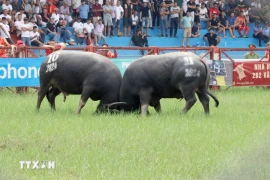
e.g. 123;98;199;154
185;68;200;77
184;57;194;66
46;53;60;73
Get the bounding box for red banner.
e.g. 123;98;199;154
233;61;270;86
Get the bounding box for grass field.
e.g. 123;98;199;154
1;87;270;179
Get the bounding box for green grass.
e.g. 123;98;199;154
1;87;270;179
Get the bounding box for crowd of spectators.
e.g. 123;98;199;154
0;0;269;47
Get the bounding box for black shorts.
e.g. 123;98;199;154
84;33;94;39
31;40;40;46
5;38;13;44
124;18;132;27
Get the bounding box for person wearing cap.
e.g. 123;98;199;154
253;21;264;47
129;29;149;55
203;28;221;47
262;22;270;45
235;11;249;38
20;17;32;46
46;17;59;42
94;18;106;46
244;44;259;59
60;2;73;23
96;43;117;58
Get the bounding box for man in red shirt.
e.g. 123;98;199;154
96;44;117;58
92;0;103;25
235;11;249;38
46;1;57;16
209;2;220;19
44;40;66;56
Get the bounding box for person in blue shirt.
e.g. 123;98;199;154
253;21;264;47
227;12;237;38
262;21;270;45
79;0;89;23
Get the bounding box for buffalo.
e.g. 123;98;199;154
36;50;123;113
119;52;219;115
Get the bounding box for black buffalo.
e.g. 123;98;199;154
36;50;122;113
119;52;219;115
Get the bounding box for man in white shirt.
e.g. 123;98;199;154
15;14;23;37
30;26;42;46
15;8;27;21
199;3;208;20
29;17;45;43
73;18;85;45
83;18;94;44
51;8;60;24
21;17;33;46
0;17;12;44
114;0;124;36
2;0;13;13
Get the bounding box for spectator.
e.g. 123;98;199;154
0;17;12;44
203;28;221;46
209;13;223;36
244;44;259;59
2;0;13;14
46;17;59;42
72;0;81;18
131;10;139;35
259;5;270;23
228;0;237;12
12;0;22;13
21;17;32;46
0;33;10;58
236;0;247;11
92;0;103;25
209;2;220;19
227;5;240;18
253;21;264;47
129;29;149;55
151;0;162;29
262;22;270;45
22;0;32;18
187;0;196;21
114;0;124;36
0;9;14;32
194;4;200;25
83;18;94;45
219;11;229;37
170;1;180;38
32;0;42;14
96;43;117;58
242;7;249;24
123;0;133;37
251;0;261;9
46;1;56;16
15;14;23;37
73;18;85;45
30;26;42;46
56;18;71;45
110;0;115;36
51;8;60;24
94;18;106;46
103;0;113;36
159;2;169;37
15;9;26;21
199;3;208;20
140;1;151;36
235;11;249;38
43;40;66;56
180;11;193;47
79;0;89;23
191;22;201;38
29;17;45;43
60;2;73;24
227;12;237;38
40;8;50;23
248;5;260;23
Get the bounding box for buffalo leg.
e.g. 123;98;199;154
76;87;93;114
139;89;152;116
36;85;50;110
150;99;161;113
46;87;61;110
196;88;210;114
179;86;197;114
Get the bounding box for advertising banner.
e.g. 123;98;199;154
233;61;270;86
